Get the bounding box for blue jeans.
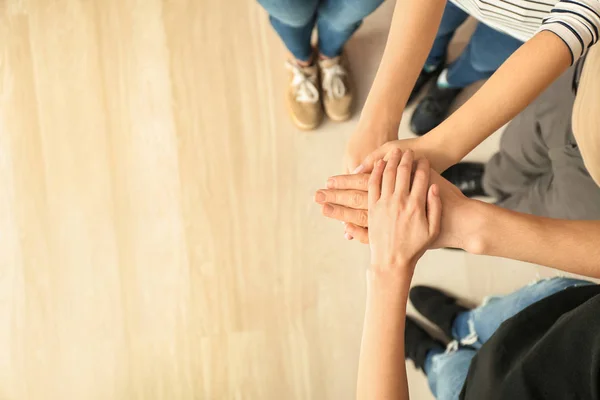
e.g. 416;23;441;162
423;277;594;400
425;1;524;88
256;0;384;61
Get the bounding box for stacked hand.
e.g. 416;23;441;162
316;150;475;251
346;135;456;175
367;149;441;270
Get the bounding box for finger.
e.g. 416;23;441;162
314;189;368;209
382;149;402;197
322;203;369;227
427;184;442;237
368;160;385;207
394;149;414;196
355;144;393;174
343;223;354;240
409;158;430;203
326;174;370;191
345;223;369;244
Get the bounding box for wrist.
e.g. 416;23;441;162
424;127;462;172
459;200;492;255
368;264;414;289
358;108;401;138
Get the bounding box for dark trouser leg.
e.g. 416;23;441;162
316;0;385;58
424;2;470;68
257;0;320;61
483;67;600;219
443;23;523;88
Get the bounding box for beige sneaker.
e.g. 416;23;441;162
319;54;353;122
285;60;323;130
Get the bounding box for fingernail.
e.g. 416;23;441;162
345;233;353;240
327;178;335;188
432;184;439;196
394;148;401;155
315;191;325;203
324;204;334;215
353;165;364;174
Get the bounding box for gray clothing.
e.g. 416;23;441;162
483;67;600;219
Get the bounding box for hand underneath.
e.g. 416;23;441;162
343;123;399;173
353;136;455;174
315;155;478;250
367;149;441;271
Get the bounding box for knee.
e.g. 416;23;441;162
318;0;384;30
469;48;503;75
469;34;521;74
257;0;317;27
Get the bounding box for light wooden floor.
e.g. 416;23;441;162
0;1;572;399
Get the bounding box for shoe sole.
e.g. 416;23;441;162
290;115;322;131
286;97;323;131
326;112;351;122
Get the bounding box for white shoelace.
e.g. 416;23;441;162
321;63;347;99
285;61;319;104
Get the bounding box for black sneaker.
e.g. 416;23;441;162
410;84;462;136
407;63;445;105
442;162;487;198
409;286;469;339
405;317;446;371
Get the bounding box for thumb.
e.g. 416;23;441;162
353;146;387;174
427;184;442;238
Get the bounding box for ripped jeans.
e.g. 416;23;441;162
423;277;594;400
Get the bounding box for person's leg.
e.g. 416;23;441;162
407;2;469;106
443;23;523;88
452;277;594;347
315;0;384;58
483;67;576;200
483;67;600;218
257;0;320;62
424;2;470;69
411;22;523;135
424;347;477;400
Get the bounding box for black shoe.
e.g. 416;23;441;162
407;63;445;105
405;317;446;371
409;286;469;339
442;162;487;198
410;84;462;136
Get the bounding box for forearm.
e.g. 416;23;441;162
428;31;572;171
357;271;412;400
469;202;600;278
360;0;446;132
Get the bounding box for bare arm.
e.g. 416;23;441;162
344;0;446;172
360;0;446;131
357;31;572;173
468;201;600;278
357;273;411;400
425;31;572;169
357;152;442;399
317;170;600;278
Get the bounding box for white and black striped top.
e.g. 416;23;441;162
451;0;600;63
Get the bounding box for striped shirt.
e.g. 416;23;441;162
451;0;600;63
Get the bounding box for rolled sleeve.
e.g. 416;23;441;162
539;0;600;63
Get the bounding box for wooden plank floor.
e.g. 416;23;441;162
0;0;569;399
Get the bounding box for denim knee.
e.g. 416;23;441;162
258;0;318;27
318;0;384;30
468;45;504;75
468;28;522;74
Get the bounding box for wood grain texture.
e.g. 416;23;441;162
0;0;571;399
